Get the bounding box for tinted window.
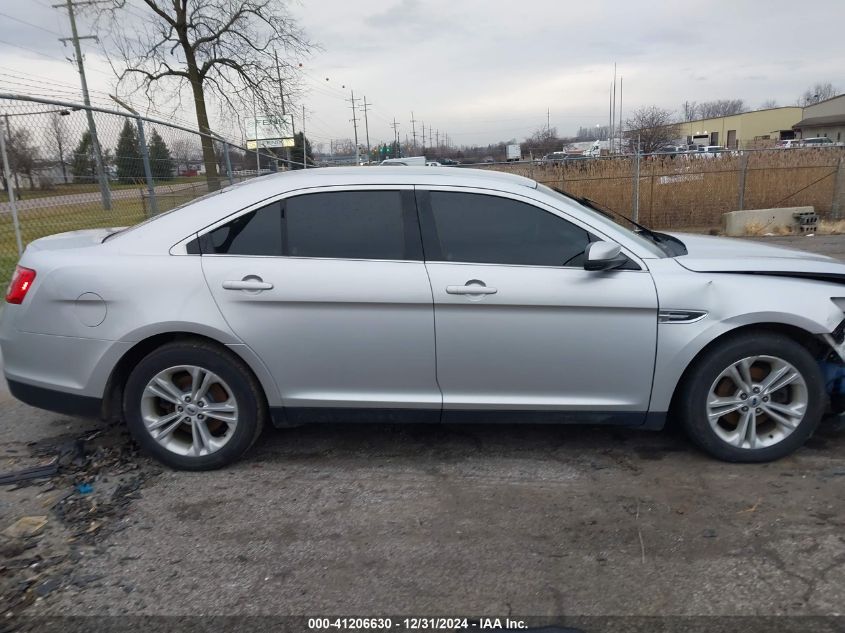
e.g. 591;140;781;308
427;192;590;266
207;202;282;256
285;191;407;260
204;191;416;260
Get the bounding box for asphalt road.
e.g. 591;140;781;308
1;235;844;625
0;182;204;213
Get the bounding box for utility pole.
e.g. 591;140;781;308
612;63;617;153
55;0;111;210
619;76;623;153
347;90;360;164
360;96;372;162
274;49;292;169
301;104;306;169
547;108;550;133
410;111;418;151
390;118;400;155
436;129;440;148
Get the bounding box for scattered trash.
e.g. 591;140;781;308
738;499;762;514
3;516;48;539
76;482;93;495
0;461;59;486
34;578;60;597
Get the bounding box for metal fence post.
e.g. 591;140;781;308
832;156;845;220
737;151;749;211
135;116;157;217
222;141;234;186
0;118;23;256
632;143;641;222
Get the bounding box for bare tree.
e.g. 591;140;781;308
695;100;747;118
170;138;202;175
625;107;681;154
104;0;312;190
49;113;70;184
6;128;38;190
800;82;838;106
758;99;778;110
523;126;564;157
681;101;698;122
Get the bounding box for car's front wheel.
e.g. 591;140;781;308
123;340;266;470
679;332;825;462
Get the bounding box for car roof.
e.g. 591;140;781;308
111;166;539;253
238;166;537;192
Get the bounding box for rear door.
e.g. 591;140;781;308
200;186;440;420
417;187;659;424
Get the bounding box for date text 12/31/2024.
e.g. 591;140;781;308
307;618;532;630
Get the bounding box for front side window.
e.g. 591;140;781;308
204;190;419;260
424;191;591;267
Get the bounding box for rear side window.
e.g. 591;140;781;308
423;191;591;267
204;191;421;260
285;191;408;259
207;202;283;256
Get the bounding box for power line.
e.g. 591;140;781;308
0;11;63;35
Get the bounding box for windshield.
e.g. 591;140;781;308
537;184;668;257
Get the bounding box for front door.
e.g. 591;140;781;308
201;187;440;419
417;188;658;424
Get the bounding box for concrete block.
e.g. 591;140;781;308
722;206;815;236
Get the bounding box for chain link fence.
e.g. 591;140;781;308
481;148;845;230
0;94;299;286
3;93;845;289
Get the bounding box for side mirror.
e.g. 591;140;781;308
583;240;628;271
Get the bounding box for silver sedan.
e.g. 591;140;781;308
2;167;843;469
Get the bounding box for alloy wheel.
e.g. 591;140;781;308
706;355;808;450
140;365;239;457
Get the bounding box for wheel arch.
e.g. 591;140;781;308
665;322;827;425
101;331;281;421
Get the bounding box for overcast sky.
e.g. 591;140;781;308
1;0;843;150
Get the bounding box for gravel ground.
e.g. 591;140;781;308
1;235;844;627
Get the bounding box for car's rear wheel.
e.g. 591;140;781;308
123;340;265;470
679;332;825;462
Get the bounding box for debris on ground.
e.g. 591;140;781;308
0;461;59;486
0;421;159;618
2;516;48;539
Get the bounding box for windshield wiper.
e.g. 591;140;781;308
550;187;668;243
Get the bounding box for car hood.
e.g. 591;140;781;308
666;232;845;280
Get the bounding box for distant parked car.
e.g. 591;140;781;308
542;152;589;164
802;137;834;147
426;161;441;167
775;139;801;149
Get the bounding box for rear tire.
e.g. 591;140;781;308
123;340;266;470
678;332;825;462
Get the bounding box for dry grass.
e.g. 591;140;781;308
743;219;845;237
488;147;845;230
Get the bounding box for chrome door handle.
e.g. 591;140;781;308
222;279;273;291
446;282;497;295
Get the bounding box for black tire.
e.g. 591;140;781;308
123;340;266;470
678;331;825;462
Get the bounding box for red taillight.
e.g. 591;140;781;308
6;266;36;304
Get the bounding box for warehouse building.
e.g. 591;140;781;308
677;106;803;149
793;94;845;143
